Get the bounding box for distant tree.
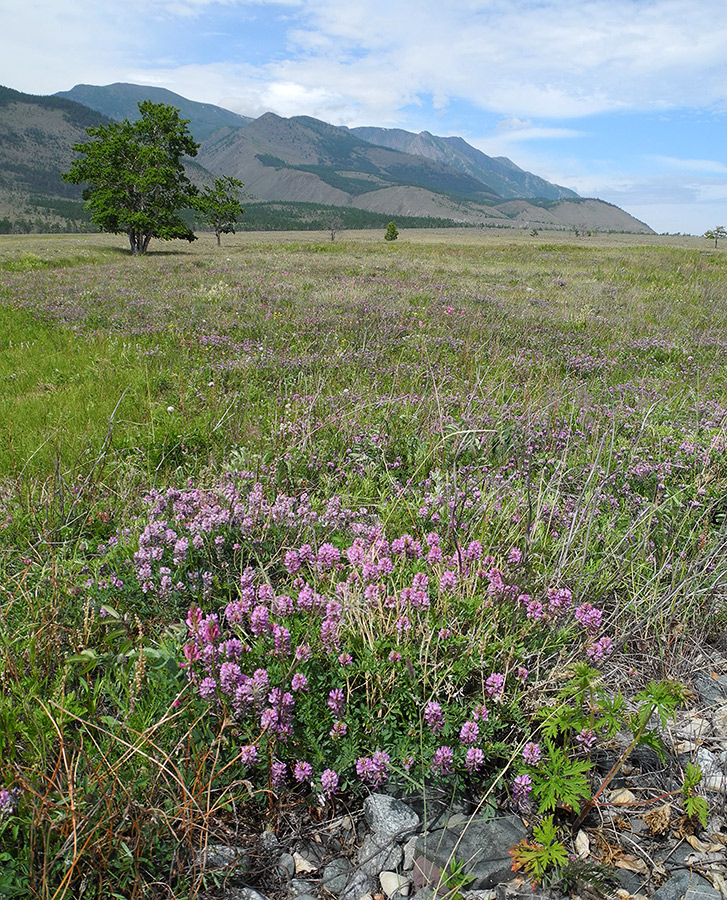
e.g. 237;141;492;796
326;212;343;242
704;226;727;249
63;101;199;255
384;221;399;242
194;176;246;246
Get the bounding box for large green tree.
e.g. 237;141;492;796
193;176;245;246
63;101;200;255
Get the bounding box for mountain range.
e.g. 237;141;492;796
0;82;653;234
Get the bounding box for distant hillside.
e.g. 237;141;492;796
350;126;578;201
55;83;252;142
0;85;110;232
197;112;502;205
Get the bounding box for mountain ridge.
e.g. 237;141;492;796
55;82;253;142
0;82;654;235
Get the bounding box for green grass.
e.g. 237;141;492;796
0;228;726;898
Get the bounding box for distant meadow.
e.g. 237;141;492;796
0;228;725;897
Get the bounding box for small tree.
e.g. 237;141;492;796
326;213;343;242
194;176;246;246
704;226;727;249
384;221;398;242
63;101;199;255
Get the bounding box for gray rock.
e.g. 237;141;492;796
651;871;722;900
221;889;268;900
694;673;727;707
357;833;403;876
295;839;327;869
402;834;419;871
416;814;527;890
399;789;468;831
364;793;420;842
695;747;722;778
340;869;378;900
290;878;318;896
614;867;644;895
322;858;355;895
196;843;247;872
277;851;295;877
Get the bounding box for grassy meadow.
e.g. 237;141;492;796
1;228;726;898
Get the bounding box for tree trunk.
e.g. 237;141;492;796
216;230;221;247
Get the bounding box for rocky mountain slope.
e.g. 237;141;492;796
350;126;578;202
0;86;109;230
0;82;654;234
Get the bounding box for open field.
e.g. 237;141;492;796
1;229;726;898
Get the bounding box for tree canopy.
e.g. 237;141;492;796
193;176;245;246
63;101;200;255
704;226;727;249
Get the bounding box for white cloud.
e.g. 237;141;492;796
5;0;727;121
652;156;727;175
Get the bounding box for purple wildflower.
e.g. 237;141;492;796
576;728;597;751
439;570;458;592
0;788;18;815
485;673;505;699
198;677;217;700
459;720;480;745
356;750;390;787
512;773;533;810
219;662;242;695
473;703;489;722
291;672;309;692
424;700;445;735
272;623;291;657
317;543;341;571
320;769;339;797
465;747;485;772
522;742;541;765
586;636;613;661
328;688;345;716
330;720;347;739
295;643;312;661
574;603;603;633
239;745;258;768
270;760;287;791
294;760;313;783
547;586;573;616
431;746;454;776
507;547;523;565
284;549;301;574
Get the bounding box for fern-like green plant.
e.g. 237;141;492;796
682;763;708;827
509;815;569;882
531;742;592;813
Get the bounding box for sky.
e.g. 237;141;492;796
2;0;726;235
